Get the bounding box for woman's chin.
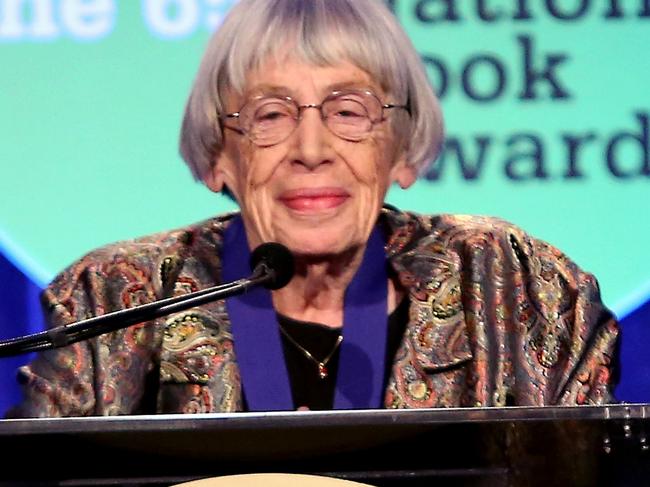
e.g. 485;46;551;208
282;233;360;260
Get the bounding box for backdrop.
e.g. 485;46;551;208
1;0;648;415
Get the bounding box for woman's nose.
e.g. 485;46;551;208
289;107;334;170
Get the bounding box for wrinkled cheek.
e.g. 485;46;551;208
347;144;391;186
242;183;276;245
356;185;381;235
245;151;280;188
236;152;273;199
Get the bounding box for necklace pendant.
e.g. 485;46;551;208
318;363;328;379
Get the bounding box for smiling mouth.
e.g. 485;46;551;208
279;188;350;212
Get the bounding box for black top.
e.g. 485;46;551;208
277;297;410;410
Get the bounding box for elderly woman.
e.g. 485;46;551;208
9;0;618;416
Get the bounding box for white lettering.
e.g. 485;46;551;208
0;0;58;40
204;0;229;31
61;0;115;40
142;0;199;38
0;0;115;41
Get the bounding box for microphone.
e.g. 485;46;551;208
0;243;294;358
250;242;294;290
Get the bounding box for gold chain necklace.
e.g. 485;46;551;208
279;326;343;379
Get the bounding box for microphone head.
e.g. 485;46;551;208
249;242;295;290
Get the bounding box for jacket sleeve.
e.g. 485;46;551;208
506;231;619;405
383;211;619;408
6;247;163;418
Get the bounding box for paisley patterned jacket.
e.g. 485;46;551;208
9;209;619;417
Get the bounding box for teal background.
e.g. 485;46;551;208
1;0;649;319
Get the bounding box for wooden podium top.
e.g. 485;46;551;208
174;473;375;487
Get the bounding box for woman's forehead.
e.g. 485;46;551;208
240;59;386;100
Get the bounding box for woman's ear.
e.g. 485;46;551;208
205;167;226;193
205;149;237;195
390;156;417;189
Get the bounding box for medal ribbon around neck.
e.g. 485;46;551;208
221;215;389;411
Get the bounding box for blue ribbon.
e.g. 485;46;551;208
221;215;388;411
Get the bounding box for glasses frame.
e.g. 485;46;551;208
220;90;409;147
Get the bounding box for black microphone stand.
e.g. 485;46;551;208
0;263;273;358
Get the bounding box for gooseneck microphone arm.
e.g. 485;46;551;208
0;266;265;358
0;242;294;358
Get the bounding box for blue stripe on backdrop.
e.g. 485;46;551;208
614;299;650;403
0;252;44;416
0;250;648;416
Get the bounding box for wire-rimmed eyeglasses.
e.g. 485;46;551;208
220;90;409;147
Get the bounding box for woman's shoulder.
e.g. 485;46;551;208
383;207;530;252
382;207;585;279
46;212;239;297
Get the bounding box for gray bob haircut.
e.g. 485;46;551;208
179;0;444;183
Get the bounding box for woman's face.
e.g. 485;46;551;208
208;58;416;257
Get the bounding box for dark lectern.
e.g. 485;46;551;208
0;403;648;486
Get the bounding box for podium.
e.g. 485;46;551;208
1;403;648;486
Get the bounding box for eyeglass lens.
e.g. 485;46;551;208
240;92;380;146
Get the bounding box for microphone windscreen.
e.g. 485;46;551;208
249;243;295;290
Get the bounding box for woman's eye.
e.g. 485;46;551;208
257;110;286;121
253;102;292;123
335;109;363;118
329;99;367;119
